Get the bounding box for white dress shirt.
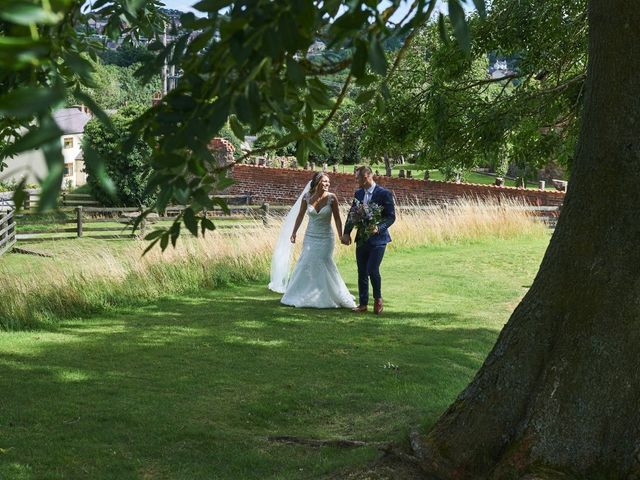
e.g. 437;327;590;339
363;182;376;205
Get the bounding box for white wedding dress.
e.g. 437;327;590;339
279;194;356;309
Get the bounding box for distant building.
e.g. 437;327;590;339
488;58;516;80
2;106;92;189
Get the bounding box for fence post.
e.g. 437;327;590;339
0;212;5;247
76;206;83;237
261;202;269;226
139;207;146;238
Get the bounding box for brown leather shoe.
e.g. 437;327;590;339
374;298;384;314
352;305;368;313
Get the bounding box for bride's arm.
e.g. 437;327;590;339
331;195;343;237
290;199;307;243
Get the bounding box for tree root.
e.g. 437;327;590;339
268;434;424;469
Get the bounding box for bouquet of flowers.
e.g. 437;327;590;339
347;199;383;245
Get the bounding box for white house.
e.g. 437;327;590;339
56;107;92;189
2;106;92;189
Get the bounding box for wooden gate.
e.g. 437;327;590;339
0;210;16;256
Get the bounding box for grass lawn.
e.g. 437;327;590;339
0;235;549;479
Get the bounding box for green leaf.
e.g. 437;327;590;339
74;89;113;132
1;124;62;159
62;53;96;87
229;115;245;140
355;74;377;87
296;139;309;164
183;207;198;236
278;12;301;52
375;93;386;113
350;39;368;78
448;0;470;52
286;58;306;87
307;136;328;156
0;3;63;25
234;94;252;123
216;176;235;191
12;178;28;212
192;0;233;13
323;0;341;17
355;89;376;104
303;103;314;130
0;86;64;119
144;229;165;241
143;237;161;256
170;222;180;247
367;37;387;75
83;143;117;198
38;141;64;212
472;0;486;19
201;217;215;235
160;232;170;251
437;13;450;45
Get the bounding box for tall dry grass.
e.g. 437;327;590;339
384;198;547;250
0;199;547;330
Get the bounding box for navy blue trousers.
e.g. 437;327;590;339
355;243;387;306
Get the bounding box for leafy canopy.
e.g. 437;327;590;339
0;0;480;249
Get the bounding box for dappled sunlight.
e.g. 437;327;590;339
235;320;268;329
55;368;91;383
0;238;550;478
224;335;287;348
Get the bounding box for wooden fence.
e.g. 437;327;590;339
0;210;16;256
0;191;99;211
13;202;290;243
1;190;561;246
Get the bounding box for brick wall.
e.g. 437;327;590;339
226;164;565;207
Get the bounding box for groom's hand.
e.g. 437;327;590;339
340;234;351;245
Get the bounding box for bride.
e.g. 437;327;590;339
268;172;356;309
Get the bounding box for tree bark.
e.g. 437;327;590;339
417;2;640;478
383;152;393;176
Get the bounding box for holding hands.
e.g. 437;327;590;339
340;234;351;245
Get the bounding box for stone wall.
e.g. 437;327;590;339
226;164;566;206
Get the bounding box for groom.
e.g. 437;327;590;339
341;166;396;314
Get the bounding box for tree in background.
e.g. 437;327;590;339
83;103;154;206
66;60;161;111
99;43;155;67
362;0;585;181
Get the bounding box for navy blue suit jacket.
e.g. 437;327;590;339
344;185;396;246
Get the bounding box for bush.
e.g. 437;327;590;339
83;104;155;206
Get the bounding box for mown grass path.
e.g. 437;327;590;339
0;236;549;479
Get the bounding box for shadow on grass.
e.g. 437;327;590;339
0;284;500;480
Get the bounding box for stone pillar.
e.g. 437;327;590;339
398;169;405;178
538;180;546;190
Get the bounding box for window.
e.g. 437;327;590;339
63;137;73;149
64;163;74;176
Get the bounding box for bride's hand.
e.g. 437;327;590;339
290;233;296;243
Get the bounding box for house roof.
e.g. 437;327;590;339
53;107;92;135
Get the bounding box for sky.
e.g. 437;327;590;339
157;0;471;19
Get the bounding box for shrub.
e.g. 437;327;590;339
83;104;155;206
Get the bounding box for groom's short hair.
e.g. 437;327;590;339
356;165;373;177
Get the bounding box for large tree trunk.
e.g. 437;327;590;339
416;2;640;478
